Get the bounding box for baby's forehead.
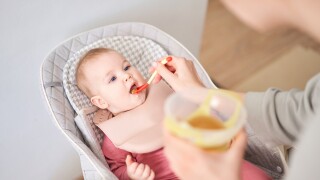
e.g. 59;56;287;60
85;52;129;71
102;51;128;62
88;52;124;63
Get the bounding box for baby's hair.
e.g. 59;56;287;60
76;47;115;98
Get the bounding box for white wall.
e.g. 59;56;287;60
0;0;207;179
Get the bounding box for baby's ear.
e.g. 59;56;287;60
91;96;109;109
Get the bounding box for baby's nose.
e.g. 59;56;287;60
124;73;132;82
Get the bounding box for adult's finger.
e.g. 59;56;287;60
155;62;177;87
149;63;175;84
164;130;202;165
228;129;247;161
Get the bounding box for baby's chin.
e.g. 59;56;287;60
123;88;148;110
115;96;147;115
134;90;147;105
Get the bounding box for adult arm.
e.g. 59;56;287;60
245;73;320;146
153;55;319;146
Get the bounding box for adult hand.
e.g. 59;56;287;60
149;56;204;91
126;155;155;180
163;129;247;180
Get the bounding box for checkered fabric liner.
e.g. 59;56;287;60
63;35;168;144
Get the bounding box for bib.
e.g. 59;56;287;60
94;81;173;153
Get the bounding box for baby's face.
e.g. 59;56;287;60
86;51;147;114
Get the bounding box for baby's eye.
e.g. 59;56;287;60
109;76;117;83
124;65;131;71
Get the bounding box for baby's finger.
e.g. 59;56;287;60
127;162;139;176
141;164;151;179
125;155;133;166
135;163;145;176
147;170;155;180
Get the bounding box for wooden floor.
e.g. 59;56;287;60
200;0;320;91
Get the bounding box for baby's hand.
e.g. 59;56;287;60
126;155;155;180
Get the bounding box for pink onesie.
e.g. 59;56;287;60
102;135;178;180
102;135;271;180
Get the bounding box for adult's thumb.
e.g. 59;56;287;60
229;129;247;161
155;62;176;86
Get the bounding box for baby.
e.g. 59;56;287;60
76;48;177;180
76;48;271;180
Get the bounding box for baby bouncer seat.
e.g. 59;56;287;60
40;22;286;180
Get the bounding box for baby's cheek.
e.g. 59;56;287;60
136;73;146;82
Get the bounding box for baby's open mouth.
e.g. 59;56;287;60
130;84;138;94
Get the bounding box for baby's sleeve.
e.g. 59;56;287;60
102;135;130;180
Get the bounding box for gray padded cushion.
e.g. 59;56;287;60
41;22;284;180
41;22;217;179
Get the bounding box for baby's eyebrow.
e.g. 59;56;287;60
104;70;112;80
122;59;129;64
